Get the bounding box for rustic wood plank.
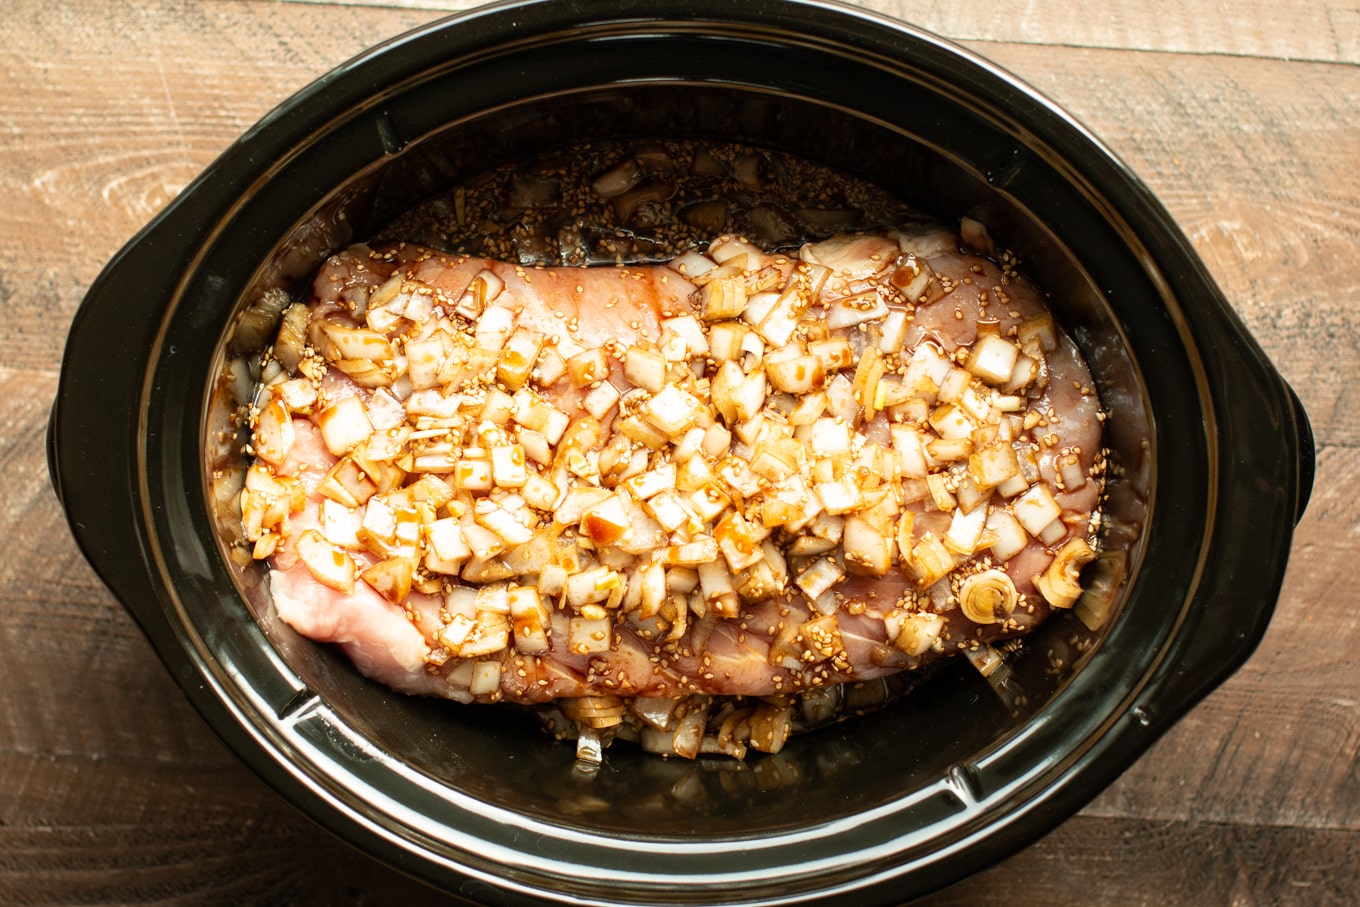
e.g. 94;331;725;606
0;374;239;769
918;813;1360;907
1088;443;1360;830
0;0;435;372
0;767;450;905
4;0;1357;904
7;776;1359;907
884;0;1360;64
279;0;1360;64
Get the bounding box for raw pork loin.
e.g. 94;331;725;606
239;225;1104;759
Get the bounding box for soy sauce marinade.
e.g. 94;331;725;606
377;141;933;267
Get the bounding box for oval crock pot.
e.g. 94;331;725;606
48;0;1314;904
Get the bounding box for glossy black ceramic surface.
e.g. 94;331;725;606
49;1;1313;904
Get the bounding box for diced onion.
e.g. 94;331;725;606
249;222;1107;763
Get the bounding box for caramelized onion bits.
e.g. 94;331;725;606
245;224;1107;763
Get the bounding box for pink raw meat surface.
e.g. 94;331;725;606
258;229;1104;712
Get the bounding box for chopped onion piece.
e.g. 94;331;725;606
425;517;472;574
582;380;621;420
887;611;946;656
581;494;631;546
1057;452;1087;491
455;269;504;320
766;355;825;395
907;533;956;587
995;473;1030;499
669;250;716;281
489;442;529;488
509;585;550;654
295;529;356;593
643;384;703;438
823;373;859;423
664;537;720;566
809;337;854;372
1013;483;1063;537
890;425;930;478
985;509;1028;562
1038;517;1068;546
714;511;764;572
318;456;378;508
688;485;730;524
554;485;613;526
453;459;493;492
696;274;748;321
1002;354;1040;394
1075;549;1126;631
1036;537;1096;608
926;436;972;463
252;398;294;466
319;498;363;549
842;515;891;576
944;504;989;555
1018;312;1057;352
276;377;317;414
878;309;911;354
958;569;1017;624
815;477;863;516
474;305;516;353
533;344;567;387
889;254;939;303
475;501;533;546
752;285;807;347
739;288;778;329
710;235;764;264
805;418;848;462
316;396;374;456
798;614;846;665
496;326;544;390
403;388;463;420
319;322;395;362
926;473;956;512
566;348;609;388
623;345;667;393
903;341;952;396
566;566;622;610
623;462;676;500
361;556;414;603
706;321;749;364
738;330;766;372
663;314;710;359
458;611;512;657
469;660;502;696
966;334;1019;386
825;290;888;329
697;560;740;618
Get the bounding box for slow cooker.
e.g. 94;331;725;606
48;1;1313;903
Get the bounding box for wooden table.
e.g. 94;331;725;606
4;1;1355;903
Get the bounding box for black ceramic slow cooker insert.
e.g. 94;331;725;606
49;1;1313;904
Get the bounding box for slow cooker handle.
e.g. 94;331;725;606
48;183;210;633
1133;369;1313;737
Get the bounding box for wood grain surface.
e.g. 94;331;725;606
3;1;1356;904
